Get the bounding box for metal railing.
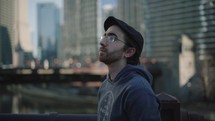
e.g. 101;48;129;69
0;92;204;121
0;113;97;121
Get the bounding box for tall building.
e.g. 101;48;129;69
0;26;12;66
117;0;145;31
116;0;145;52
16;0;32;53
15;0;33;68
62;0;97;62
0;0;15;67
0;0;32;68
37;3;60;64
143;0;215;100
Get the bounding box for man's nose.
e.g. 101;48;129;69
99;38;108;47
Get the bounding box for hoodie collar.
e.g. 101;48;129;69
110;64;153;85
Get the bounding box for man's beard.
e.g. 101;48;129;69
99;48;124;65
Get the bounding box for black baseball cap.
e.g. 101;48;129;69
104;16;144;60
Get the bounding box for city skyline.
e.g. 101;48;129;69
29;0;63;57
28;0;116;58
37;2;60;63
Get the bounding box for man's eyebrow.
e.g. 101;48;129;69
104;32;117;37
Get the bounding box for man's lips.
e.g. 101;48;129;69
99;48;106;56
99;47;106;52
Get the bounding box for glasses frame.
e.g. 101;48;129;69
100;35;127;45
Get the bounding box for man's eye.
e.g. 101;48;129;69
110;36;115;40
107;36;111;39
109;35;115;39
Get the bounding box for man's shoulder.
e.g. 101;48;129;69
124;75;153;92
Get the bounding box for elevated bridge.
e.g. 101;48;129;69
0;68;107;84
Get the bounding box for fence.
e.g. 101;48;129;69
0;92;204;121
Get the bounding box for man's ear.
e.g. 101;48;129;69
124;48;136;58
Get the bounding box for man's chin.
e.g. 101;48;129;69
99;57;107;64
98;57;105;63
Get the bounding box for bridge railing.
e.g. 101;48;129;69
0;113;97;121
0;68;105;84
0;92;204;121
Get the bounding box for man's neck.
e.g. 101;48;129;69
107;61;127;81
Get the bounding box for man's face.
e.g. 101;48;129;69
99;25;127;65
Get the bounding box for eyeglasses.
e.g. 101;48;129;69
100;35;126;44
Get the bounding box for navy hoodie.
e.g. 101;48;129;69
97;64;161;121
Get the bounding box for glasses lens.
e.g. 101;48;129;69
100;35;117;42
108;35;115;42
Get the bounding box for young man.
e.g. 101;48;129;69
97;16;161;121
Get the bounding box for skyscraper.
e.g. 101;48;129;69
143;0;215;100
0;26;12;66
115;0;146;54
15;0;32;68
0;0;32;68
0;0;15;67
62;0;97;62
37;3;60;64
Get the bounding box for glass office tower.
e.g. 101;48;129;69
37;3;60;64
143;0;215;100
62;0;97;62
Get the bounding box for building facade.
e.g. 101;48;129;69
37;3;60;65
62;0;98;63
0;0;15;67
0;0;32;68
15;0;32;68
143;0;215;100
116;0;146;52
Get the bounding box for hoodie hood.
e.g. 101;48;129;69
113;64;153;85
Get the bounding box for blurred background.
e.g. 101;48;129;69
0;0;215;120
